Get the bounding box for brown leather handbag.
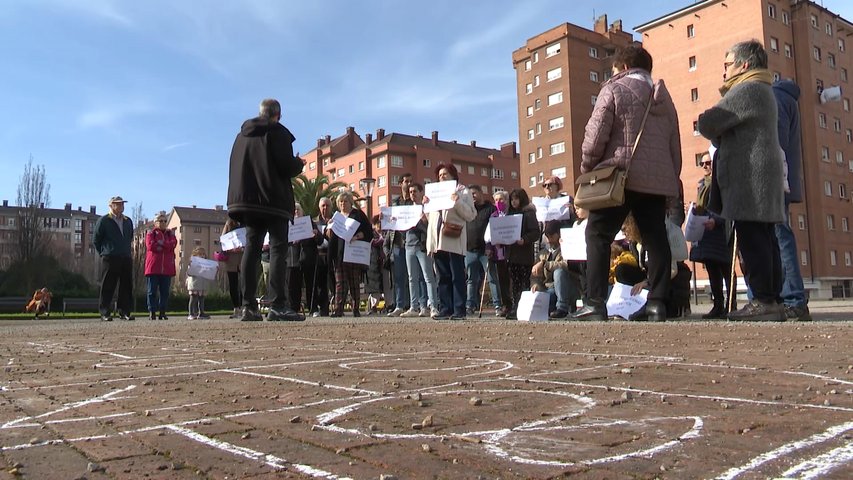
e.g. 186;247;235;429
441;222;463;238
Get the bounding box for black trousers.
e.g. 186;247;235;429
288;262;316;312
227;271;241;308
313;255;331;314
241;214;290;310
585;191;670;304
734;220;782;304
99;255;132;316
704;260;733;309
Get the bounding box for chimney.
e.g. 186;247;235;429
365;133;373;144
2;200;7;207
594;14;608;34
376;128;385;140
77;206;82;211
470;140;477;147
65;203;72;211
39;202;44;209
192;205;197;208
346;126;355;150
90;205;96;214
611;19;623;32
214;205;223;211
431;131;438;146
500;141;517;157
317;138;324;148
325;134;332;145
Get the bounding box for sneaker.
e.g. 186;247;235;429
784;305;812;322
727;301;786;322
239;307;263;322
428;307;439;318
228;307;240;319
387;307;406;317
418;307;430;317
466;307;477;316
495;307;505;317
267;307;305;322
549;309;569;320
311;311;321;318
400;308;421;318
187;315;197;320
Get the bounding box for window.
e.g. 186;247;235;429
773;71;781;82
534;99;541;110
590;71;599;82
782;11;790;25
389;155;402;167
359;161;365;171
74;233;81;243
546;68;562;82
828;53;836;68
549;142;566;155
529;176;536;187
769;37;779;52
848;130;853;143
533;75;540;87
591;95;598;105
549;116;564;130
547;92;563;106
491;168;504;180
850;159;853;172
309;161;316;171
524;60;531;71
846;252;852;267
348;165;354;174
337;167;345;177
830;250;837;266
193;239;202;246
827;215;836;230
693;121;700;136
467;165;475;175
818;78;824;93
819;113;827;128
834;118;842;132
545;42;561;57
797;214;806;230
538;171;544;183
687;24;694;38
536;123;541;134
844;218;850;232
481;167;488;177
691;88;699;102
551;166;566;178
801;250;808;266
533;52;539;63
377;175;386;188
525;83;533;94
537;147;543;159
839;39;846;52
323;158;330;167
493;186;505;194
526;106;533;117
814;47;821;62
784;44;792;58
527;129;534;140
423;158;431;167
843;68;849;82
391;175;401;186
588;47;598;58
528;152;536;164
376;155;386;168
767;3;776;18
838;151;845;165
688;56;696;71
840;183;847;199
511;171;518;180
825;180;832;195
811;14;818;28
822;146;830;161
826;22;833;36
844;98;850;112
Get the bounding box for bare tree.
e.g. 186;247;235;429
15;156;51;262
130;202;148;304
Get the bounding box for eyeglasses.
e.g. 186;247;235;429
723;61;735;69
700;162;712;167
543;183;557;188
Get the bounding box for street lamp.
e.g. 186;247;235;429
359;177;376;218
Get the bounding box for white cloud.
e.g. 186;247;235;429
448;4;537;61
76;100;154;129
162;142;191;152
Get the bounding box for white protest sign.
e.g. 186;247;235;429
532;196;574;222
684;203;709;242
606;282;648;319
343;240;371;266
488;215;522;245
187;256;219;281
423;180;458;213
287;215;315;242
219;227;247;251
516;291;551;322
263;233;269;247
560;224;587;261
331;211;360;242
380;205;424;231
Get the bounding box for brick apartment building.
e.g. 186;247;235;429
300;127;520;215
163;205;230;292
511;15;635;196
0;200;100;284
635;0;853;298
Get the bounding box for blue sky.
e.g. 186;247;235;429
2;0;851;219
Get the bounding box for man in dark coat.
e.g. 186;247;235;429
93;196;135;321
464;184;498;314
227;98;305;322
773;79;810;321
698;40;785;322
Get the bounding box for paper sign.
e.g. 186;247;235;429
288;215;315;242
606;282;648;319
343;240;371;266
380;205;424;231
423;180;458;213
516;291;551;322
560;223;587;261
331;211;360;242
220;227;247;251
532;196;574;222
187;256;219;281
684;203;709;242
488;215;522;245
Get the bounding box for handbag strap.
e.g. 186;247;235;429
626;87;655;175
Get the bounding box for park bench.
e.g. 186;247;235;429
0;297;29;313
62;298;102;318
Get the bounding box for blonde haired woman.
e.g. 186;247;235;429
324;190;372;317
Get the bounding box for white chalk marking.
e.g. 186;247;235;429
780;441;853;479
85;350;135;359
221;369;380;396
712;421;853;479
339;357;513;376
779;370;853;386
201;359;224;365
1;384;137;428
6;358;14;365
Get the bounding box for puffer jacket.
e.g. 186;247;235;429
144;228;177;276
581;68;682;198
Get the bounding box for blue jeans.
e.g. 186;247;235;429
406;247;438;310
465;251;500;309
775;201;807;307
146;275;172;313
392;245;410;310
434;251;467;317
551;268;572;312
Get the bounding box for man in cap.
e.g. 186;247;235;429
93;196;135;321
227;98;306;322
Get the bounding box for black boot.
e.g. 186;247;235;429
629;300;666;322
702;302;725;319
571;300;607;321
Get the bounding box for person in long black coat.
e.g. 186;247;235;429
286;203;322;313
325;191;373;317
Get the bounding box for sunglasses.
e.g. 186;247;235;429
700;162;712;167
543;183;557;187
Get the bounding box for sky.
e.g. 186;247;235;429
2;0;852;220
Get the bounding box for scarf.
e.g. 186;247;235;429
719;68;773;96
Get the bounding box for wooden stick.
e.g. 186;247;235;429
728;229;738;313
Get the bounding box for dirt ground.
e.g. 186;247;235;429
0;302;851;479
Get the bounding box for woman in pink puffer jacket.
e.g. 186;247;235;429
144;212;178;319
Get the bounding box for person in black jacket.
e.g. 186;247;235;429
324;191;373;317
286;203;321;313
464;185;499;315
227;98;305;322
93;195;135;322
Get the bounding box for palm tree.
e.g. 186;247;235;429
292;174;354;218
